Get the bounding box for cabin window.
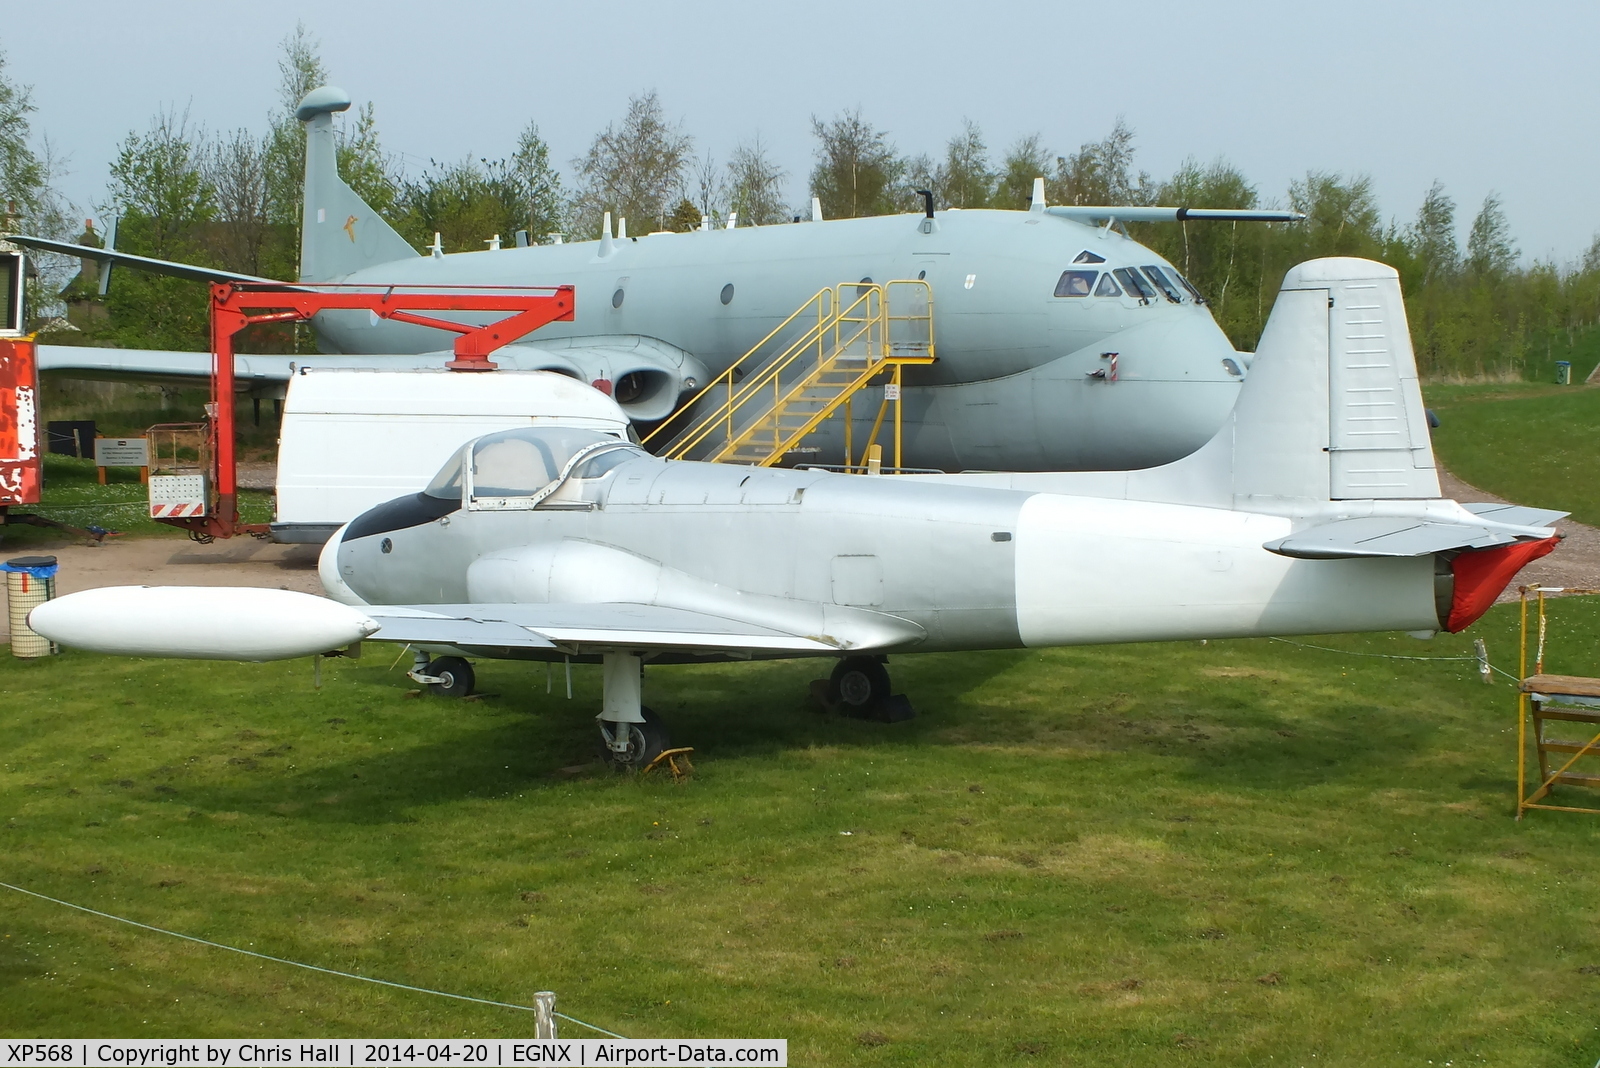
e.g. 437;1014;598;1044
720;283;734;305
1114;267;1156;301
1054;270;1097;297
1141;266;1184;303
611;288;625;308
1073;249;1106;264
1093;272;1122;297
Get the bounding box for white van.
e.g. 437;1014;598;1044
272;369;631;543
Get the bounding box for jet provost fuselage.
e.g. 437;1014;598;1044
326;452;1442;661
316;209;1241;472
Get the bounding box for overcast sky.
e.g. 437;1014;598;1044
7;0;1597;264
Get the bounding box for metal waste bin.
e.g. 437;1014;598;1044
4;555;59;657
1556;360;1572;385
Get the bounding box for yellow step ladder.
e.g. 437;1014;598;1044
643;280;936;469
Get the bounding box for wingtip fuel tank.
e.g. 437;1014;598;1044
28;586;378;661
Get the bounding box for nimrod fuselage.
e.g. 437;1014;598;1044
316;210;1244;472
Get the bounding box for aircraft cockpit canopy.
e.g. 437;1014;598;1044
424;427;644;505
1054;263;1207;306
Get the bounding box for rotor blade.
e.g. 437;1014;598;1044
1045;206;1306;224
5;233;279;284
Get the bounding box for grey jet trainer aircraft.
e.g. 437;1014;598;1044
32;258;1563;768
18;86;1303;472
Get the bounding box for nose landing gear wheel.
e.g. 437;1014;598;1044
829;656;891;716
600;706;670;771
427;656;475;698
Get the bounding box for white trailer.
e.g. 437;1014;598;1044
272;369;630;543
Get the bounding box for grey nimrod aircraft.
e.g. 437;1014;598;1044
32;258;1563;768
19;86;1303;472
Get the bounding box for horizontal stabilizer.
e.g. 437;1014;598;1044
365;602;843;654
1461;502;1570;528
6;234;277;284
1265;514;1560;559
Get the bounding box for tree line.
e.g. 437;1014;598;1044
3;27;1597;380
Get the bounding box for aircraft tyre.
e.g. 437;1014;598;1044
829;657;890;716
601;707;670;771
427;656;475;698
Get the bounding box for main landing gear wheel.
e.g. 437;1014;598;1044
600;707;670;771
427;656;475;698
829;656;891;716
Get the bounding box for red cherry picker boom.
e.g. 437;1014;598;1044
156;281;575;541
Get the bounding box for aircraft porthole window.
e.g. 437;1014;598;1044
1094;273;1122;298
1222;357;1243;377
1053;270;1097;297
380;538;392;554
612;288;625;309
1072;250;1107;264
917;270;926;280
720;283;734;305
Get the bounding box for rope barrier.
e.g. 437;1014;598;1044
0;880;625;1039
1268;636;1522;682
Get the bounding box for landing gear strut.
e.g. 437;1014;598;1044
409;651;475;697
597;651;670;770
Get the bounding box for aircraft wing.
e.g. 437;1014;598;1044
7;234;278;284
363;602;846;655
37;345;465;384
1264;511;1565;560
1045;206;1306;224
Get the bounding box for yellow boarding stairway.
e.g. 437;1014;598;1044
643;280;935;469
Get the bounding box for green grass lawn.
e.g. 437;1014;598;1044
5;601;1600;1064
1427;381;1600;526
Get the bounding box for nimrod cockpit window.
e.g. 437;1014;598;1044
1114;267;1156;303
1141;266;1184;304
443;427;643;510
1054;270;1097;297
1072;249;1106;264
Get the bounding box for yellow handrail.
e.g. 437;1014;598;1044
640;286;836;452
649;280;935;467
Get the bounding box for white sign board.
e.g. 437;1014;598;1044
95;436;149;467
149;473;207;518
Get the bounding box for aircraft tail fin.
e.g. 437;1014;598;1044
1219;257;1440;505
296;87;417;282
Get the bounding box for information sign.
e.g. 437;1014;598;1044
94;436;150;467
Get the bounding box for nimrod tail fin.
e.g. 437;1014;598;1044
296;87;417;282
